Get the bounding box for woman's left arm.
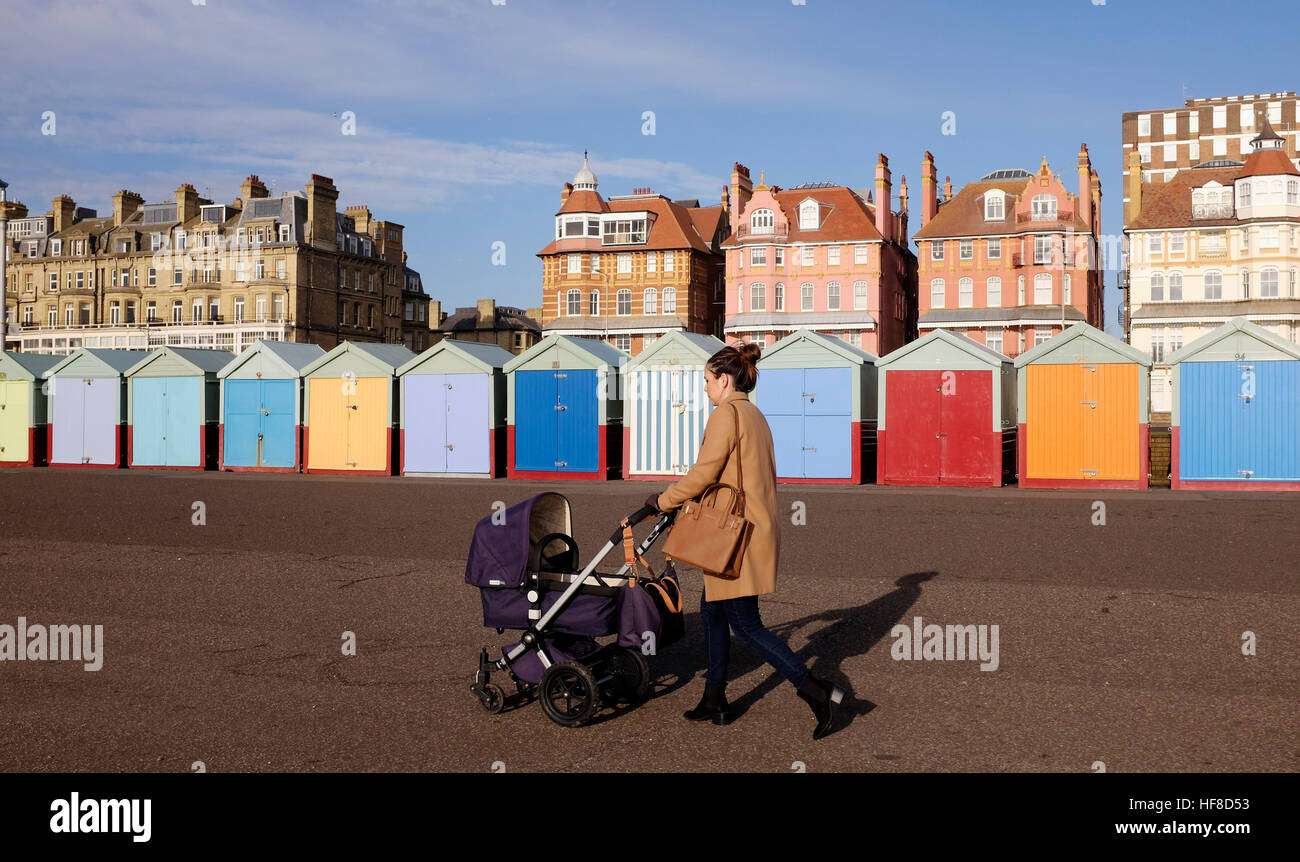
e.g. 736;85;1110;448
655;405;738;512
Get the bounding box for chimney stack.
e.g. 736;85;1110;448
1077;143;1093;232
921;152;938;227
241;174;269;200
476;298;497;328
52;195;76;233
305;174;339;251
112;189;144;227
729;162;754;223
561;182;573;208
721;184;730;215
1090;167;1101;237
943;176;953;201
1124;148;1142;225
874;154;892;242
176;184;200;225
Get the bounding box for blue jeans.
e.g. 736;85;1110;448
700;593;809;689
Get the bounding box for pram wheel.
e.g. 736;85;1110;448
538;661;600;727
600;647;650;705
480;683;506;715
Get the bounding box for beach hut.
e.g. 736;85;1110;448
43;349;150;469
125;347;231;470
504;335;626;480
1170;317;1300;491
217;340;325;472
397;339;511;477
0;352;60;467
301;341;416;475
623;330;725;480
1014;322;1152;489
753;330;878;484
876;329;1015;486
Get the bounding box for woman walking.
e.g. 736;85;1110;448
647;343;843;740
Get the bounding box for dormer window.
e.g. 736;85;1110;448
750;208;774;234
200;205;225;224
984;191;1004;220
1031;194;1057;221
50;239;62;256
799;201;819;231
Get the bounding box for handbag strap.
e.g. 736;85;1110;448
730;401;743;506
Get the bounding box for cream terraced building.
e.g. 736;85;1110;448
3;174;426;355
1124;120;1300;412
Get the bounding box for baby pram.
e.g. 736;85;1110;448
464;492;678;727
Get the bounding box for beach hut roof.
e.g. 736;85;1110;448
124;346;235;377
759;328;880;364
0;352;62;379
628;330;726;367
397;339;514;376
218;340;326;379
1012;321;1151;368
876;327;1010;368
504;334;628;373
1167;316;1300;364
44;348;152;377
300;341;418;377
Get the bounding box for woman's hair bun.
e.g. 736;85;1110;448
708;343;761;392
737;342;762;366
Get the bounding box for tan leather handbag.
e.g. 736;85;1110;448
662;404;750;579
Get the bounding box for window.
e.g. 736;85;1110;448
1034;273;1052;304
1204;270;1222;300
827;245;840;266
566;289;582;316
986;330;1003;354
280;225;290;242
1034;329;1051;347
1064;274;1072;304
1169;232;1185;254
1034;236;1053;264
1137;114;1150;135
568;254;581;274
587;218;600;238
616;289;631;315
172;300;183;323
589;255;599;273
854;244;868;265
799;201;819;230
209;299;220;321
404;301;414;321
151;233;162;251
1031;195;1057;220
1168;272;1183;301
645;253;654;273
618;253;632;274
1261;268;1279;298
1289;181;1299;204
736;285;743;313
589;290;600;315
109;302;120;325
749;283;765;312
602;218;647;244
1239;183;1251;206
1213;105;1226;128
750;209;774;234
49;273;57;293
126;302;136;324
801;246;815;266
1150;272;1164;301
354;271;360;290
985;191;1004;221
255;259;265;279
613;334;631;352
664;253;673;272
192;300;203;322
256;295;267;321
367;273;375;293
664;287;679;315
931;242;944;261
148;268;156;286
1292;269;1298;299
827;282;840;311
853;281;867;310
986;277;1001;307
1261;227;1279;248
959;240;973;260
274;295;284;320
1150;329;1165;364
48;307;56;326
338;301;347;325
1163;112;1176;134
1147;234;1162;254
276;259;286;279
1240;104;1253;129
773;284;783;312
1241;269;1250;299
775;248;784;266
203;267;213;283
958;277;973;308
51;239;61;256
930;278;945;308
147;301;157;322
65;304;74;326
801;283;814;312
750;247;766;266
174;268;183;285
644;288;658;314
348;237;357;255
1202;232;1226;253
75;272;84;290
354;303;360;326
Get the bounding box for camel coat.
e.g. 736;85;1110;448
655;390;779;601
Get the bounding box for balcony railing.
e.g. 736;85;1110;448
735;224;788;243
1192;203;1234;219
1017;211;1070;224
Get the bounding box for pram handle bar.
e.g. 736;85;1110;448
609;504;674;545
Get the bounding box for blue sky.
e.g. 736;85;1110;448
2;0;1295;337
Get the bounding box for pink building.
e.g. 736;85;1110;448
912;147;1104;357
718;159;918;354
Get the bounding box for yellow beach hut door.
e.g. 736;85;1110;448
0;381;31;463
309;377;388;471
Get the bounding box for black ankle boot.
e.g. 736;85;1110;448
796;673;843;740
683;682;731;725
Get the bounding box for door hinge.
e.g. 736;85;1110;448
554;461;567;467
1237;469;1254;477
1080;401;1097;408
554;404;567;411
1081;469;1098;476
802;446;817;452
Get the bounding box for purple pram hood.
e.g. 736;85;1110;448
465;492;573;589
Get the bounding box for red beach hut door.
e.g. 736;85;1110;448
887;370;941;482
938;371;992;484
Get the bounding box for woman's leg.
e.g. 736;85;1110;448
698;591;731;684
722;596;809;688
